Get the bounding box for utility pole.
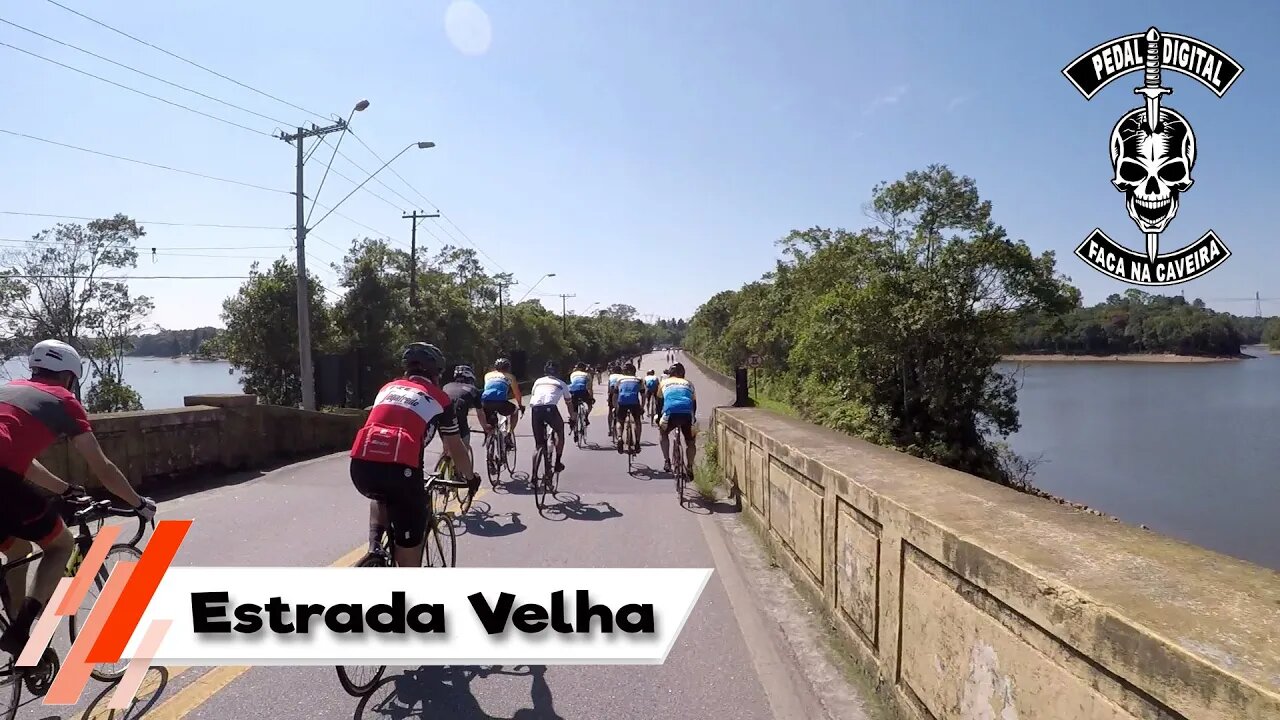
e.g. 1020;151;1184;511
495;278;516;350
1256;291;1263;318
402;210;439;307
280;120;349;411
558;293;576;334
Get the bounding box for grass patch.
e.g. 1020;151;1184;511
693;462;719;501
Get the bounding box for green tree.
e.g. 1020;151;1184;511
0;215;152;411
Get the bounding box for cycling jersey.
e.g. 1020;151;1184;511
529;376;570;407
0;378;93;474
442;381;482;434
607;373;622;391
568;370;591;392
351;377;457;468
481;370;523;404
643;375;659;392
659;377;696;414
616;375;644;406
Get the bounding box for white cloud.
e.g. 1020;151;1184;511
864;85;908;115
947;96;969;112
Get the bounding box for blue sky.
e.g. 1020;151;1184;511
1;0;1277;331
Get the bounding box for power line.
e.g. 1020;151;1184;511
1;273;253;280
0;18;293;128
0;211;288;230
42;0;328;121
0;128;289;194
0;40;272;137
0;237;291;251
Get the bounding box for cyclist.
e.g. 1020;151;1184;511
656;362;698;473
528;361;573;473
605;363;623;438
441;365;492;453
567;362;594;427
643;369;660;417
0;339;156;655
350;343;478;570
481;358;524;452
613;363;645;452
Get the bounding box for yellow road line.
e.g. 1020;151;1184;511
127;485;493;720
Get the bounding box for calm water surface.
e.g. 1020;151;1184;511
1;356;242;411
1001;347;1280;571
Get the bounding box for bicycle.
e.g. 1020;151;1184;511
530;418;562;510
426;426;478;514
671;424;689;505
620;409;641;471
572;401;589;448
483;413;519;489
1;500;152;718
336;471;468;697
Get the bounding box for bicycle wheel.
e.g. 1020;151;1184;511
532;446;549;509
485;434;501;489
425;509;457;568
1;617;21;720
337;552;389;696
673;436;686;503
67;543;142;682
503;429;518;476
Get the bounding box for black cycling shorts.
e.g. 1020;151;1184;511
615;403;643;425
530;405;564;451
0;468;64;551
569;389;592;406
349;459;427;548
482;399;517;429
663;412;695;443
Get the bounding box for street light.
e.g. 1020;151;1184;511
516;273;556;304
310;141;435;231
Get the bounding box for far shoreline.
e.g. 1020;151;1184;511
1001;353;1252;364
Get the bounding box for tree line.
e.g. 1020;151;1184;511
1;215;683;411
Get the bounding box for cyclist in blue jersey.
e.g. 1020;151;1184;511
656;362;698;473
643;369;659;417
605;363;623;438
567;362;594;426
613;363;645;452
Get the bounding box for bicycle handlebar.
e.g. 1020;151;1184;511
66;497;154;545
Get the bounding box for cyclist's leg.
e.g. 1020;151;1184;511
550;408;566;471
659;416;673;469
531;406;548;459
351;459;391;551
387;467;429;569
0;474;72;653
685;418;698;467
630;404;643;444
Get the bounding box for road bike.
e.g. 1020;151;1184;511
426;425;478;514
571;400;589;448
620;408;641;471
671;423;690;505
483;412;519;489
531;416;562;510
1;501;152;719
335;471;468;697
606;405;616;441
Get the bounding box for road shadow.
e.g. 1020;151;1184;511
354;665;562;719
453;501;527;538
538;492;623;523
72;666;171;719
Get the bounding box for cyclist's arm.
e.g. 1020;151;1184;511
472;393;492;433
25;459;73;495
70;433;144;508
690;385;698;416
507;372;524;407
434;404;476;479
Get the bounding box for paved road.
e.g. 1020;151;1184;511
17;352;879;720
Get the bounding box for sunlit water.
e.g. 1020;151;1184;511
1001;347;1280;571
1;355;242;411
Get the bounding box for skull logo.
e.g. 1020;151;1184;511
1110;107;1196;234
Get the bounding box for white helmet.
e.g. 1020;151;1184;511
29;339;84;380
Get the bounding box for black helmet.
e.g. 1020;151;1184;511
494;357;511;372
668;362;685;377
622;362;635;375
574;362;586;371
543;360;558;375
403;342;445;376
647;369;655;375
453;364;476;383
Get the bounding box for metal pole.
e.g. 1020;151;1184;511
402;211;439;308
559;293;576;335
293;127;315;411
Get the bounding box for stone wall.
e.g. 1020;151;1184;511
38;394;365;491
712;407;1280;720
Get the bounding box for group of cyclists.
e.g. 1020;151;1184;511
0;337;701;651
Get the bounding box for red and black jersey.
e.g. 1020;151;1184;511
0;378;93;474
350;376;458;468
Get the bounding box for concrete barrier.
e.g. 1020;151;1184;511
712;406;1280;720
37;394;366;492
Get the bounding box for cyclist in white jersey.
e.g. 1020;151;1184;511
529;361;574;472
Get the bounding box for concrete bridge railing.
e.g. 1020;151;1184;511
712;406;1279;720
38;394;366;491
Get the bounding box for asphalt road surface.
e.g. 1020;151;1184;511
16;351;880;720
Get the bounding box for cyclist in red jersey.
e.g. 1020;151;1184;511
0;339;156;655
350;342;479;569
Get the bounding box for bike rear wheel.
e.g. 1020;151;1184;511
503;428;518;476
673;436;687;504
336;552;389;695
425;507;457;568
67;543;142;682
532;446;550;509
485;433;502;489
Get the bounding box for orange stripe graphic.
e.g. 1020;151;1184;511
86;519;190;664
56;523;122;616
107;618;172;709
16;577;72;667
46;561;136;705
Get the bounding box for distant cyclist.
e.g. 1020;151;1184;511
0;340;156;655
350;343;478;569
605;363;624;438
568;362;594;426
481;358;525;451
440;365;492;452
613;363;645;452
528;362;573;473
643;369;660;416
656;362;697;473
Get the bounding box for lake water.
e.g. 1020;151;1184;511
1001;347;1280;571
1;356;242;411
